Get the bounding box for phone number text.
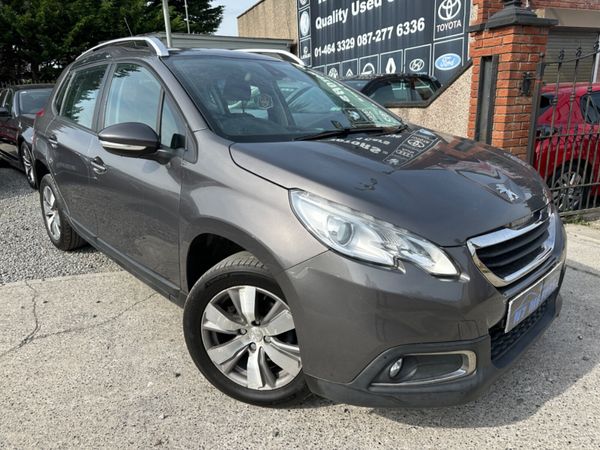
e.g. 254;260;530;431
313;18;426;59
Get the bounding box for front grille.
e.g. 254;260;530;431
476;221;550;279
468;207;556;287
490;299;549;362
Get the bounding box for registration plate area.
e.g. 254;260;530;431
505;264;562;333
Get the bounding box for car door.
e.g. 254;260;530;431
45;64;108;236
88;62;185;290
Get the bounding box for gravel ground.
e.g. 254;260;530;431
0;166;118;285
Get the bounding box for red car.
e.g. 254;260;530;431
535;83;600;211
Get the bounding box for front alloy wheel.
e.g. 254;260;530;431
183;251;309;406
202;286;301;390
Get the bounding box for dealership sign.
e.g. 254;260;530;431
297;0;470;84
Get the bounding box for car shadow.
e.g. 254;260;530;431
0;167;33;201
371;260;600;426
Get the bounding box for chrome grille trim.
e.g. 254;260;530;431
467;207;556;287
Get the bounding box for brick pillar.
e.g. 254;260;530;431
467;1;556;160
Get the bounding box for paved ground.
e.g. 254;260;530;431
0;167;117;285
1;165;600;448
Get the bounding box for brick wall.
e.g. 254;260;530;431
468;25;550;159
471;0;504;25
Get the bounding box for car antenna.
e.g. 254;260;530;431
124;17;133;37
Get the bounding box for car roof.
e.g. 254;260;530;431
341;73;436;82
541;82;600;96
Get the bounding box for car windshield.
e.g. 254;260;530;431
166;56;402;142
19;88;52;115
342;79;370;91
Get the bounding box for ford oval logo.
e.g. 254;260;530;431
435;53;461;71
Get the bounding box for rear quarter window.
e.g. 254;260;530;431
581;92;600;124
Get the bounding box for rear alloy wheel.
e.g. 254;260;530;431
42;185;61;241
39;174;86;251
550;166;588;213
183;252;309;406
20;142;36;189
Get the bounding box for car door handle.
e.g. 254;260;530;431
90;157;107;175
48;134;58;148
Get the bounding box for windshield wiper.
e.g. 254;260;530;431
295;125;407;141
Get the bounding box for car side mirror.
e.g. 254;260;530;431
0;107;11;117
98;122;159;157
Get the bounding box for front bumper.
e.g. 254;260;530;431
305;291;562;407
277;219;567;407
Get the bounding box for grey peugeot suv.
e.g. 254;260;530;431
32;37;566;407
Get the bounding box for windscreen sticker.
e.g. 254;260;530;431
327;128;440;169
256;94;274;110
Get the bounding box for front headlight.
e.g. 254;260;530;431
290;190;459;277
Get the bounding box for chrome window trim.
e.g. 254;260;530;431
372;351;477;387
467;208;557;287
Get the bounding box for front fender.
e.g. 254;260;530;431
179;141;327;297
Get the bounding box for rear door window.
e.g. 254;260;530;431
104;63;161;131
62;65;107;129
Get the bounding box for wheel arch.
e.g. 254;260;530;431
182;219;288;294
33;158;50;189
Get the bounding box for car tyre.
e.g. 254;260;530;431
39;174;86;251
183;251;310;407
548;164;589;212
20;142;37;189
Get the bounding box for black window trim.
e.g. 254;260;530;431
52;71;74;116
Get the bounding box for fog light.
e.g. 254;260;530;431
389;358;404;378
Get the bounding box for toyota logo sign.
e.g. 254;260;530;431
438;0;461;21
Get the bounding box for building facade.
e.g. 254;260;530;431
238;0;600;158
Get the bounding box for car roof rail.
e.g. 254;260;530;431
77;36;170;60
235;49;305;66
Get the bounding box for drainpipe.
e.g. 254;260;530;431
162;0;173;48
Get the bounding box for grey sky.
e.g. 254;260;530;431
213;0;259;36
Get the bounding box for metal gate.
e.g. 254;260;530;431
527;41;600;216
